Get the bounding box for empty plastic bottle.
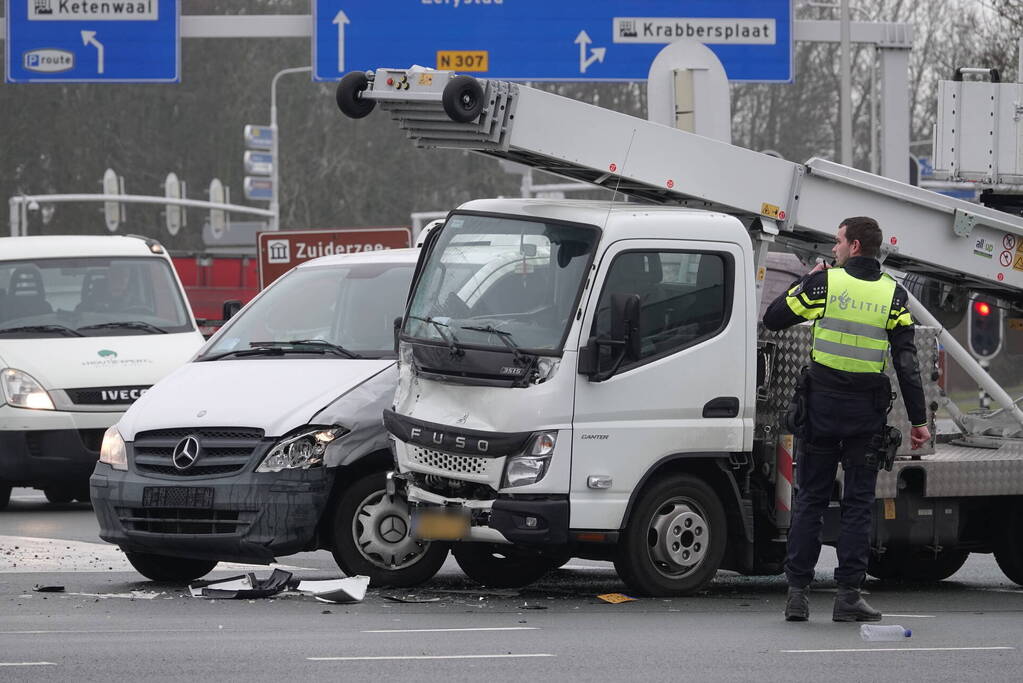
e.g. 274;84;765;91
860;624;912;641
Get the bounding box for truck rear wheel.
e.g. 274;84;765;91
452;543;556;588
994;503;1023;586
614;474;726;596
124;551;218;583
331;470;448;587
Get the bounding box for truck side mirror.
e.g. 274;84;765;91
611;293;642;361
393;316;403;354
222;299;242;321
579;293;642;381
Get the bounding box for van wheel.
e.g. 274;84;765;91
994;503;1023;586
614;474;726;596
0;484;11;510
125;551;218;583
332;471;448;587
44;487;74;504
452;543;556;588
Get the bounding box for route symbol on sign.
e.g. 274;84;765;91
574;31;607;74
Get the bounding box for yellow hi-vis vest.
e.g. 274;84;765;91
811;268;896;373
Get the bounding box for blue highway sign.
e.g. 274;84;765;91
5;0;180;83
313;0;791;83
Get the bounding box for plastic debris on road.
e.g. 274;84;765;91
189;569;292;599
596;593;637;604
381;594;442;603
33;585;65;593
297;576;370;604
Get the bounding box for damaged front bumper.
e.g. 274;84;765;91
91;462;334;564
388;471;569;546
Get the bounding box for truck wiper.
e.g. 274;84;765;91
78;321;168;334
408;315;465;357
256;339;363;359
459;324;532;365
0;324;85;337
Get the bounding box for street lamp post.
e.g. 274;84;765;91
269;65;312;231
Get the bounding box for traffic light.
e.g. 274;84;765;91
968;295;1003;359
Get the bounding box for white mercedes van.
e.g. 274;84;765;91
0;235;204;508
91;248;449;587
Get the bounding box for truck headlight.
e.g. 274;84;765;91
0;368;55;410
256;426;349;473
99;426;127;471
503;431;557;488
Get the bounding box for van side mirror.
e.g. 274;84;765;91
393;316;403;354
222;300;243;321
578;293;642;381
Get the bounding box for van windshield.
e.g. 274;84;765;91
404;213;599;352
0;257;193;338
201;261;415;360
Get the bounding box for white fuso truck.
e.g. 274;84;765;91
335;67;1023;595
0;235;204;508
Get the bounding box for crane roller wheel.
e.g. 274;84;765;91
442;76;485;123
336;71;376;119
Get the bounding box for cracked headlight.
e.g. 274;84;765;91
256;426;349;473
1;368;55;410
503;431;557;488
99;426;127;471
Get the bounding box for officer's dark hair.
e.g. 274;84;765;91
840;216;882;258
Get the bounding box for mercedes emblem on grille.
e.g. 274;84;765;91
172;435;202;470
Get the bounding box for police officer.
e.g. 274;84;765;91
763;216;931;622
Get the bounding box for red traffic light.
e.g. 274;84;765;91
974;301;992;317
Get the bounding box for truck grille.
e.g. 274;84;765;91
117;507;249;535
409;446;490;475
65;385;150;405
132;427;264;478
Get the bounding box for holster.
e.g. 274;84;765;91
865;425;903;471
785;366;811;439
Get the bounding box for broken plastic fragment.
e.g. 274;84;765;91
188;569;293;599
297;576;370;604
33;585;65;593
596;593;636;604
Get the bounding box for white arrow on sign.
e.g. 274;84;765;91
81;30;105;75
333;10;350;73
574;30;606;74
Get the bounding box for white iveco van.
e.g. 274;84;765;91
91;248;450;587
0;235;204;508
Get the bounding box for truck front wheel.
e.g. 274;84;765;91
452;543;557;588
614;474;727;596
124;551;218;583
331;470;448;587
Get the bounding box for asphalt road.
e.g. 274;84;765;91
2;488;1023;682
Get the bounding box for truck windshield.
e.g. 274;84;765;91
404;214;598;352
201;260;414;360
0;257;192;338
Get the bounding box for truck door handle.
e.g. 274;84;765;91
703;397;739;418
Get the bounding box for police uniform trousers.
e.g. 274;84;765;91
784;386;885;589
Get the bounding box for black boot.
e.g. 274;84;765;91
832;585;882;622
784;586;809;622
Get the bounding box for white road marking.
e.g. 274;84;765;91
0;535;313;573
783;646;1014;654
309;654;555;662
363;627;539;633
884;614;936;618
0;662;58;667
0;629;221;635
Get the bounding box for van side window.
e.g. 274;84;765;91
593;250;730;362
